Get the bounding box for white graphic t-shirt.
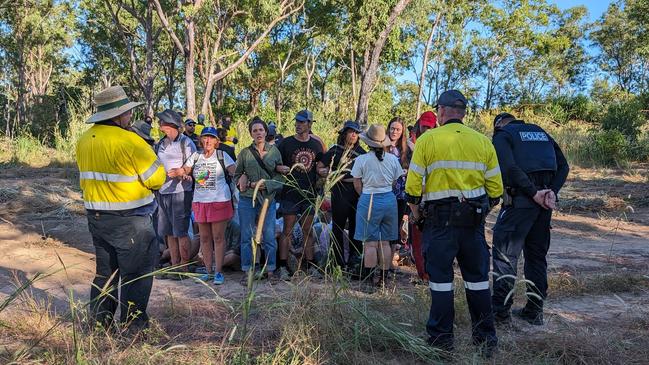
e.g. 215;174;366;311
186;151;235;203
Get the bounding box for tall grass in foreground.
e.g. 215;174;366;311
4;265;648;364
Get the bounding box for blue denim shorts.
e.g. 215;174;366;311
156;191;193;237
354;192;398;242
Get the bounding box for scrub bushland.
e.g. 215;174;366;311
3;102;649;168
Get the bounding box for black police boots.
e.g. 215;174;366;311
493;310;512;325
513;307;544;325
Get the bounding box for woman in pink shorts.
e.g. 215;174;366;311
181;127;235;284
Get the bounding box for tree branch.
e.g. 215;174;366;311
104;0;145;91
151;0;185;54
209;0;303;82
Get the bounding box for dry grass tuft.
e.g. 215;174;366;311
2;267;649;364
499;314;649;364
549;271;649;297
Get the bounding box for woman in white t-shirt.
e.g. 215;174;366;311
180;127;236;285
351;124;404;287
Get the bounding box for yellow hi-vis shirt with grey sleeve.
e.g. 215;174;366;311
76;124;166;211
405;121;503;204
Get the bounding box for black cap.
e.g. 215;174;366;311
435;90;467;109
493;112;516;125
156;109;183;128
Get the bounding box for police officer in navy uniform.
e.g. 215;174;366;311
490;112;569;325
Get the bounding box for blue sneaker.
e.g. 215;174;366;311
213;272;224;285
198;273;213;281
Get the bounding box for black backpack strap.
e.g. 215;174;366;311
216;149;235;208
154;136;165;155
180;135;188;165
155;135;187;165
248;145;274;179
216;150;231;184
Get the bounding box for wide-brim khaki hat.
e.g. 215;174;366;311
360;124;392;148
87;85;143;123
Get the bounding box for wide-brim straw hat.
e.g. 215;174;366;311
87;85;143;123
360;124;392;148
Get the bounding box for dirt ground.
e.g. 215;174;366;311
1;165;648;356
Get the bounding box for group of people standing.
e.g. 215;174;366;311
76;85;568;360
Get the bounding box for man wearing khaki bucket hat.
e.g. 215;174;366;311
76;85;166;332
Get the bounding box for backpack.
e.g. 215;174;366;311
184;149;235;208
217;149;236;208
155;134;189;165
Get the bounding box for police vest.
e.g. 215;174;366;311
499;122;557;173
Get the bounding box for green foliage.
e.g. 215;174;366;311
0;0;76;138
601;98;645;139
582;130;629;167
549;95;599;123
543;103;569;125
592;0;649;93
630;132;649;162
8;134;48;166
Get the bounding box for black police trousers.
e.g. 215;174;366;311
422;204;497;348
491;202;552;316
87;212;157;328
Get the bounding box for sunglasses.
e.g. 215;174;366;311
186;123;196;126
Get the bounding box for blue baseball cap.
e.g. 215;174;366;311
295;109;314;123
339;120;361;133
201;127;218;138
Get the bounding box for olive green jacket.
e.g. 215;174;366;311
234;142;284;202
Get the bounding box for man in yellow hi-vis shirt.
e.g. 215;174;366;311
219;115;239;147
76;85;166;332
405;90;503;358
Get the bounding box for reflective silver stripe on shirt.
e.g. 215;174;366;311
409;162;426;176
426;160;486;174
484;166;501;179
423;187;486;201
429;281;454;292
464;281;490;291
83;194;154;210
139;160;162;182
79;171;138;183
